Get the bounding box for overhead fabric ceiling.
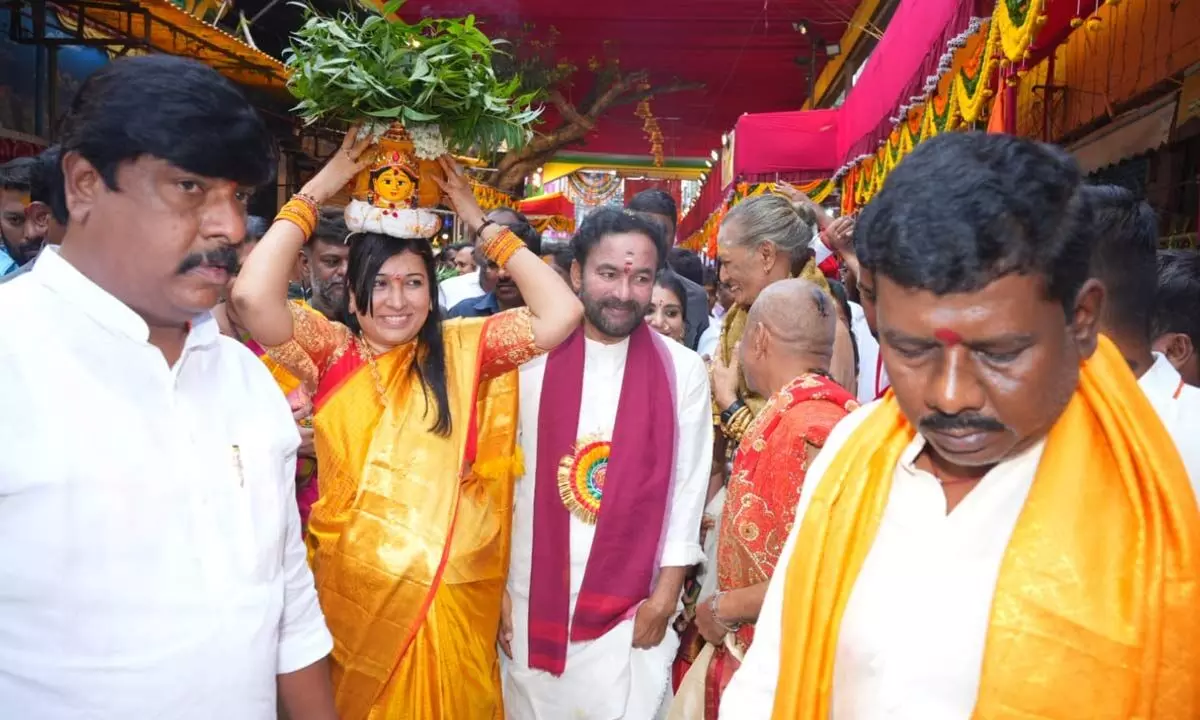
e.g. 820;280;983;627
398;0;860;159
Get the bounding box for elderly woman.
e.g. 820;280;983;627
709;194;856;446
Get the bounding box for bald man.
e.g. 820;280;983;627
672;279;860;718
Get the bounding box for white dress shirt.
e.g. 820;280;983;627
438;268;483;310
0;249;332;720
1138;352;1200;482
722;401;1045;720
503;335;713;719
849;301;887;404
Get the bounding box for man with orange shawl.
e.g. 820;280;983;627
722;132;1200;719
668;278;857;720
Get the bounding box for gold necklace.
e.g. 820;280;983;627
355;334;388;405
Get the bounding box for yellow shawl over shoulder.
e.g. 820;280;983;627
772;335;1200;719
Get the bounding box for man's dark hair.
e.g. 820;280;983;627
654;269;689;324
551;246;574;272
345;233;450;435
488;206;530;224
1152;250;1200;349
703;265;719;288
571;208;667;270
245;215;269;241
58;55;276;192
628;188;678;224
1083;184;1158;341
27;147;67;225
667;247;704;286
0;156;35;191
310;206;348;247
855;132;1093;313
448;242;473;256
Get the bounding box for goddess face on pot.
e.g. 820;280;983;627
367;150;419;209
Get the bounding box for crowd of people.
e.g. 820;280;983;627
2;52;1200;720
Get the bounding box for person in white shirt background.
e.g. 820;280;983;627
438;206;528;309
1152;249;1200;388
1085;184;1200;481
722;132;1200;719
0;55;336;720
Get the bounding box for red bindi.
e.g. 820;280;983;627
933;328;963;346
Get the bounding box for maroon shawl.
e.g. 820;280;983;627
528;323;677;676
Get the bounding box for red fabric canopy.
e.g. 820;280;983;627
398;1;859;159
734;109;841;181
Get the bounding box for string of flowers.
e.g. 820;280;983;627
635;96;666;168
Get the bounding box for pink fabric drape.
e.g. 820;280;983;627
837;0;980;162
734;109;840;181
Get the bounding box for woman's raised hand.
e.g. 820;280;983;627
301;126;378;204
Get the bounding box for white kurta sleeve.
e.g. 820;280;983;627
661;351;714;568
719;402;878;718
276;446;334;674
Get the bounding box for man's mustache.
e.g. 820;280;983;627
599;298;638;313
918;411;1007;434
177;246;240;275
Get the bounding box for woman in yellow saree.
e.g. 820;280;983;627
232;130;583;719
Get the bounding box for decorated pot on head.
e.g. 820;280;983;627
344;128;444;239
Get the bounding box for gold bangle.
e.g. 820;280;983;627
275;197;318;239
480;228;526;268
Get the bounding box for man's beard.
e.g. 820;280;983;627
311;277;345;312
581;288;647;339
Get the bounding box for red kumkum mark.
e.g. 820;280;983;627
623;253;635;276
934;328;963;346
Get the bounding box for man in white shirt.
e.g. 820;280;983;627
0;56;336;720
723;133;1200;718
1152;249;1200;387
501;208;712;719
1084;184;1200;480
438;206;526;309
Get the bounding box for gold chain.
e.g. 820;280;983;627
355;334;388;405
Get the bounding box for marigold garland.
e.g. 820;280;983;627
635;99;666;168
995;0;1046;63
955;19;1000;124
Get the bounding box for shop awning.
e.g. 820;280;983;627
734;109;840;183
1069;95;1178;175
518;192;574;219
48;0;287;91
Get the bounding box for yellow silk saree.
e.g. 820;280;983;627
270;305;539;719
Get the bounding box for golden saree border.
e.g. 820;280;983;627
771;335;1200;719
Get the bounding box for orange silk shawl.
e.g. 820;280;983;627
271;307;536;720
771;335;1200;719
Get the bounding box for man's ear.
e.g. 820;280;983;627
1154;332;1195;374
61;151;104;226
24;202;52;240
570;259;583;294
1071;278;1104;359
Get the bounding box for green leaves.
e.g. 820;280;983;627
284;2;542;155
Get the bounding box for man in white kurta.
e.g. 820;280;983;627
1083;184;1200;481
501;208;713;720
722;132;1200;720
